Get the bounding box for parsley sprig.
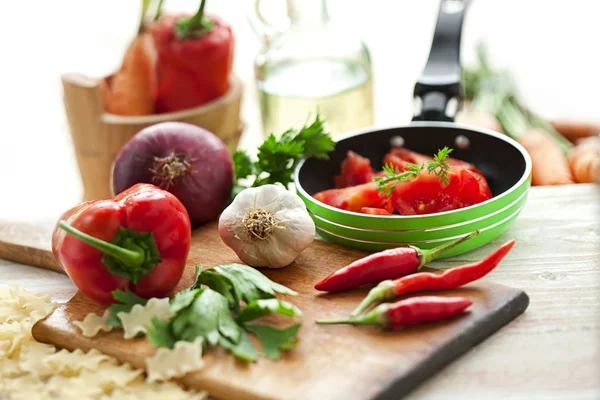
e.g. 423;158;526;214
374;147;454;195
145;264;302;362
232;114;335;196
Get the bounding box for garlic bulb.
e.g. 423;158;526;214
218;184;315;268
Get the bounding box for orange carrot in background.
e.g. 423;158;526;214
552;120;600;143
100;31;157;116
518;128;574;186
568;136;600;183
456;108;504;134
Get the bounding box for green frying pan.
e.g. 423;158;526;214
293;0;532;256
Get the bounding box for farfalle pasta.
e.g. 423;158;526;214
0;284;207;400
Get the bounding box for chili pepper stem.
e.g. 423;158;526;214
415;230;480;267
317;304;387;326
350;280;396;317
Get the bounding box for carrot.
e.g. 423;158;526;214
456;109;504;133
100;31;157;116
518;128;574;186
552;120;600;143
568;136;600;183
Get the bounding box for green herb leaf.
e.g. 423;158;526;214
219;331;259;362
236;299;303;324
169;288;202;315
212;263;297;304
196;269;237;311
426;147;453;185
292;114;335;160
232;151;255;181
171;288;241;346
147;317;177;349
233;114;335;194
246;324;301;360
373;163;424;196
106;289;148;327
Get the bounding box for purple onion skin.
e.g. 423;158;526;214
112;122;234;228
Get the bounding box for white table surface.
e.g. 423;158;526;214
1;1;599;399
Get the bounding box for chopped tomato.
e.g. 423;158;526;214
386;148;481;173
382;152;409;171
391;167;492;215
335;151;376;188
361;207;393;215
313;182;394;213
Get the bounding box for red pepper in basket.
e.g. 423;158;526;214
316;296;472;329
314;230;480;293
51;183;191;304
152;0;234;113
351;239;516;316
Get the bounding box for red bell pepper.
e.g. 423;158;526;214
151;0;234;113
51;183;191;304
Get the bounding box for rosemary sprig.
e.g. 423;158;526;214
374;147;453;195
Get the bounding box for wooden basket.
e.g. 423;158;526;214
62;73;243;201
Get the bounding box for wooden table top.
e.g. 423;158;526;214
3;184;599;399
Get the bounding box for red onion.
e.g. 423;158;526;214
112;122;233;228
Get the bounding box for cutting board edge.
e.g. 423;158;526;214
374;289;530;400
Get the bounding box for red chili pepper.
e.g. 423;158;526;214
151;0;234;113
316;296;472;329
351;239;516;316
51;183;191;304
314;230;480;293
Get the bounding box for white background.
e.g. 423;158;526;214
0;0;598;223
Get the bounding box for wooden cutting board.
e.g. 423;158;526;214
0;220;529;400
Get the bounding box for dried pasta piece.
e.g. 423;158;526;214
43;348;113;376
145;337;205;383
117;298;172;339
18;341;57;378
46;373;105;399
0;356;22;378
73;309;114;337
110;381;208;400
93;361;145;390
2;374;50;400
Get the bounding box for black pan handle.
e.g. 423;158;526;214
412;0;470;122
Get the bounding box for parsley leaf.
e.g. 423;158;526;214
231;114;335;194
219;331;259;362
236;299;302;324
171;288;241;346
106;289;148;327
147;317;177;349
169;288;202;315
211;263;297;304
232;151;255;180
245;324;301;360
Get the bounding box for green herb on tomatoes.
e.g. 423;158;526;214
146;263;302;362
374;163;424;196
232;114;335;195
375;147;453;195
106;289;148;327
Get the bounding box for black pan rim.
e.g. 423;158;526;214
293;121;533;220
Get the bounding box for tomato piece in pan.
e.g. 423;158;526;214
360;207;393;215
335;151;376;188
391;167;492;215
313;182;394;213
386;148;481;174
